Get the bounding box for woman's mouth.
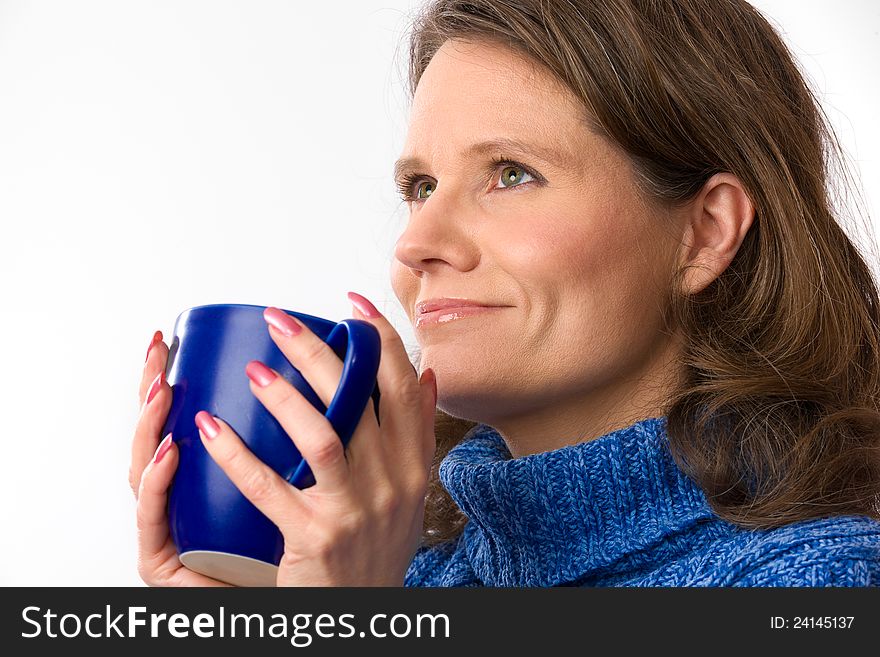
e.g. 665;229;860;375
415;305;508;329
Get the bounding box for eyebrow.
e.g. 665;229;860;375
392;137;575;184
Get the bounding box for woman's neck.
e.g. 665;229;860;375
490;334;684;458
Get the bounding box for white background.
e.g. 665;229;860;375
0;0;876;585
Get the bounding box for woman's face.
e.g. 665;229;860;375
391;39;683;429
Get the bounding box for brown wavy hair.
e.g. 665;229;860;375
399;0;880;547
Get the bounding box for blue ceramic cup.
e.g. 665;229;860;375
159;303;382;586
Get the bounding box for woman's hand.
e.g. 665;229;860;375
129;332;232;586
193;293;437;586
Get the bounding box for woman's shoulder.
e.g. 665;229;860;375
404;532;477;587
709;514;880;587
404;515;880;587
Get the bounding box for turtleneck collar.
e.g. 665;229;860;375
438;416;718;587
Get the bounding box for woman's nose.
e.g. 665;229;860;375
393;192;478;275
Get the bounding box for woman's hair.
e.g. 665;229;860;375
401;0;880;546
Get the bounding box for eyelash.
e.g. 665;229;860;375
395;157;543;203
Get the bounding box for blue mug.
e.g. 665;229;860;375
159;303;382;586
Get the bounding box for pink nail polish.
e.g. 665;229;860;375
146;371;164;405
347;291;382;318
263;307;303;337
153;433;174;464
195;410;221;440
145;330;163;363
246;360;277;387
427;368;437;406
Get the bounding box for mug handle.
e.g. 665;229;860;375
286;318;382;489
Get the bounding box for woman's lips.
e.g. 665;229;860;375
415;305;508;329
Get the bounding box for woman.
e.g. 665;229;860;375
130;0;880;586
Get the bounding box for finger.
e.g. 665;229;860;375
136;434;178;557
139;330;167;406
418;367;438;474
194;411;309;523
346;292;426;456
340;378;386;481
130;367;172;498
345;382;390;490
244;362;353;490
262;307;344;408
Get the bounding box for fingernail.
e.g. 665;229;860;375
195;410;220;440
419;367;437;406
246;360;277;387
146;371;165;405
145;330;163;363
153;433;173;464
263;307;303;337
347;291;382;319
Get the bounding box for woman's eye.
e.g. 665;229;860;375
495;165;534;189
400;162;538;203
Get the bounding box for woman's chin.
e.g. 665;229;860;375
431;382;517;426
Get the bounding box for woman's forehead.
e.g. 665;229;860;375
404;40;589;161
412;39;576;114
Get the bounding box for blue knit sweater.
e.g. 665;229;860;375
404;416;880;586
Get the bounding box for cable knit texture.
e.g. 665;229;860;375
405;416;880;586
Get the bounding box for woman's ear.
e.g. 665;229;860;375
676;172;755;296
